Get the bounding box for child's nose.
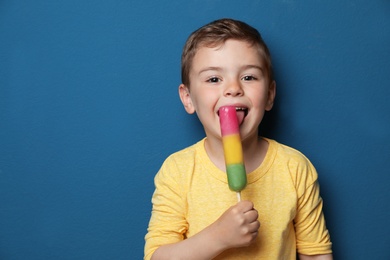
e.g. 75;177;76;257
224;80;244;97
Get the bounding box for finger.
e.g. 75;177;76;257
248;224;259;243
250;230;258;241
251;220;261;231
244;209;259;222
237;200;254;212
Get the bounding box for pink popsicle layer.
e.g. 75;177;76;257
219;106;240;136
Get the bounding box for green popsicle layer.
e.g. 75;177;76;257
226;164;247;191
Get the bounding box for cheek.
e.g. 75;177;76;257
248;89;267;103
250;94;272;112
198;88;218;101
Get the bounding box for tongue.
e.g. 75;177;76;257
236;110;245;125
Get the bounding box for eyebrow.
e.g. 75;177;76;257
198;67;222;75
241;64;264;72
198;65;264;75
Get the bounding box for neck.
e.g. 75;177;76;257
204;133;268;174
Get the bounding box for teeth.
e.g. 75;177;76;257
235;107;248;116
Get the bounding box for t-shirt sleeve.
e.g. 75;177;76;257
144;157;188;260
292;157;332;255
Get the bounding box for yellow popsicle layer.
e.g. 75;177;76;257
222;134;244;164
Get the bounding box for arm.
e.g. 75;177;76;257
299;254;333;260
293;159;332;256
151;201;260;260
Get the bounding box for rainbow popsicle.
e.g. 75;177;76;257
219;106;247;199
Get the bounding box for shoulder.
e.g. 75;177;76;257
267;138;314;169
162;139;203;168
267;138;309;162
155;139;204;184
266;138;319;192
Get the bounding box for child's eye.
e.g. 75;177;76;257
242;75;257;81
206;77;221;83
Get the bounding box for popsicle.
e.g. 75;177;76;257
219;106;247;201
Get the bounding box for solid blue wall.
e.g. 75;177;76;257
1;1;389;259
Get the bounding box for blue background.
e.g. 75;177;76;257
1;1;389;259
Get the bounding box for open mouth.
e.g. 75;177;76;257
235;107;248;117
217;106;248;116
235;107;248;125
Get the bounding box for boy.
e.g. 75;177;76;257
144;18;332;259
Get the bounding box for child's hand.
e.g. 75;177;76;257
150;201;260;260
211;200;260;249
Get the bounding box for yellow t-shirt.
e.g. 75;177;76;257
144;138;332;259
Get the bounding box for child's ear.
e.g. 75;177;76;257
179;84;196;114
265;80;276;111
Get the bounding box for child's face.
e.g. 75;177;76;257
179;39;275;141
